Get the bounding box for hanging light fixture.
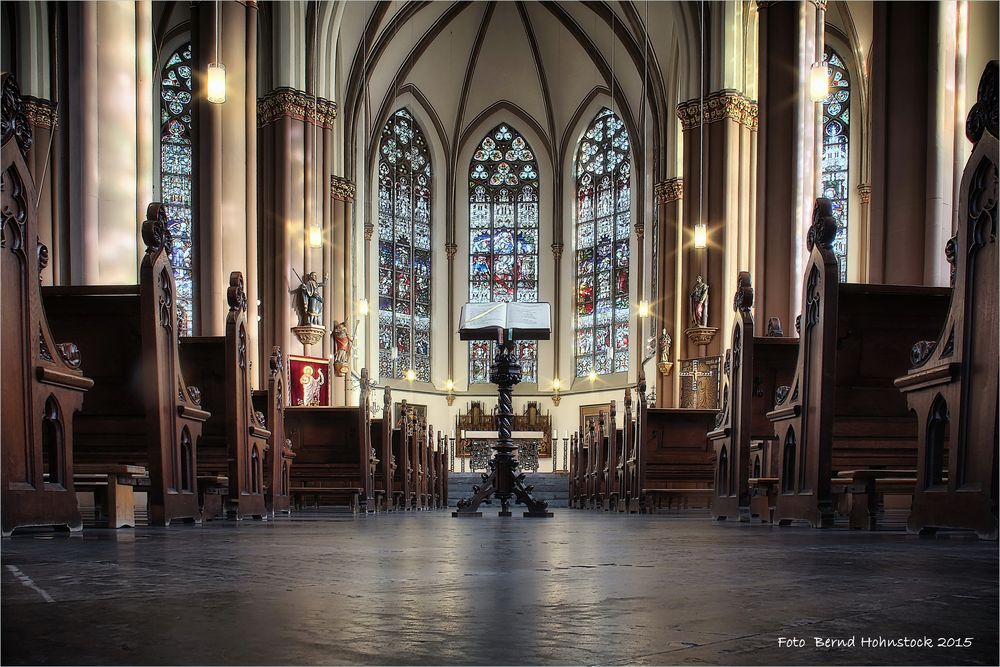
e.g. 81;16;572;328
307;4;322;248
207;0;227;104
694;0;707;250
809;61;829;102
638;300;651;318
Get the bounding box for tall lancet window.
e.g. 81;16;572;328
378;109;432;382
160;43;195;335
468;124;539;384
574;107;631;378
822;46;850;281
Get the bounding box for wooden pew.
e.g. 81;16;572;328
252;346;294;517
371;386;393;512
285;369;373;512
602;401;623;511
623;376;648;513
43;204;211;526
894;63;999;540
587;414;605;509
2;74;94;536
766;198;951;528
392;401;413;510
568;433;579;507
179;272;269;520
638;406;717;513
616;388;633;512
708;272;798;521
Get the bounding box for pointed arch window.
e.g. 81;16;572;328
822;46;850;281
378;109;432;382
574;107;631;378
468;124;540;384
159;43;195;335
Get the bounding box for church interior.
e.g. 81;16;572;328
2;1;998;665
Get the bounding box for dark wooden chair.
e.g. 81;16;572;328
43;204;211;527
708;272;798;522
766;198;951;528
2;74;95;537
894;62;999;540
179;272;269;520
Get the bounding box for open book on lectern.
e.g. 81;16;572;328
459;302;552;341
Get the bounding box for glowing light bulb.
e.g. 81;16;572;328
207;63;227;104
809;62;829;102
405;368;417;382
308;224;322;248
445;379;455;391
694;222;708;249
552;378;561;391
588;370;598;383
358;298;370;317
638;300;650;318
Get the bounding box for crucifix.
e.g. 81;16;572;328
453;302;553;518
679;356;721;410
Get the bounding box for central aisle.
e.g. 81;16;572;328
2;511;997;666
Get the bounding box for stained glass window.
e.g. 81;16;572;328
821;46;850;281
377;109;432;382
574;108;631;378
468;124;540;384
160;43;195;335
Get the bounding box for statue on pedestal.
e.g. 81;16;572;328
290;270;327;346
690;275;709;328
657;328;673;376
331;319;354;377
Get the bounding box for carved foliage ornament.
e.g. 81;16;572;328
1;75;32;156
965;60;998;144
733;271;754;314
227;271;248;313
807;198;838;252
269;346;283;374
654;178;683;203
1;164;27;253
677;91;759;131
257;87;338;129
330;175;356;202
142;203;173;255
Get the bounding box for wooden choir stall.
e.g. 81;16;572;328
2;74;94;536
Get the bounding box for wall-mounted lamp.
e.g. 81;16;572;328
638;300;651;318
694;222;708;249
588;370;598;383
809;62;829;102
551;377;562;406
445;378;456;406
357;298;370;317
308;224;322;249
405;368;416;382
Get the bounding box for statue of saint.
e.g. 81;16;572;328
659;328;672;365
332;319;354;376
291;271;327;327
690;275;709;328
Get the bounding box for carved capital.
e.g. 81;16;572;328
677;90;758;131
634;221;645;238
257;87;338;129
22;96;57;130
857;183;871;204
808;0;829;11
330;175;356;202
445;242;458;259
654;177;683;203
364;222;374;241
551;242;564;259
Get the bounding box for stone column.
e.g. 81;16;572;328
192;0;258;336
551;241;564;385
754;0;819;335
677;90;758;358
330;176;356;406
257;87;337;381
653;178;682;407
445;241;458;384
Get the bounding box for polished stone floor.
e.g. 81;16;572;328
2;510;997;666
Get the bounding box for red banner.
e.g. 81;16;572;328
288;355;331;407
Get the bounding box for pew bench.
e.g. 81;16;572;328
290;463;364;513
642;487;714;512
748;477;779;523
197;475;230;521
835;470;916;531
73;464;148;528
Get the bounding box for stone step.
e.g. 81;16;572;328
448;472;570;508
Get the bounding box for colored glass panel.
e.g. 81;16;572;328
575;108;631;377
468;125;540;384
160;43;194;335
378;109;433;381
822;47;850;281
